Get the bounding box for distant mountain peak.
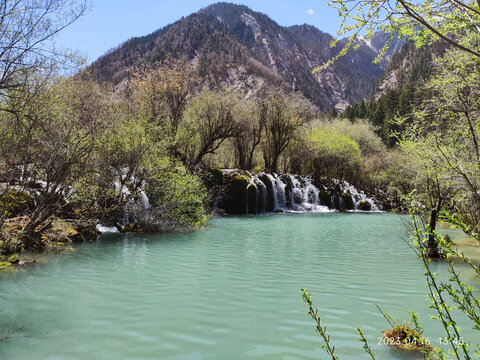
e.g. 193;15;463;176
89;2;402;112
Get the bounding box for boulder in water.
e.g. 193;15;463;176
341;192;354;210
223;174;249;214
318;189;331;208
247;183;257;214
115;222;142;233
357;200;372;211
381;325;433;353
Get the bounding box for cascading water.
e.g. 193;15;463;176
288;175;325;212
339;181;378;211
221;170;380;214
114;169;151;226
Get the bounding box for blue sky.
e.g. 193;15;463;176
55;1;340;64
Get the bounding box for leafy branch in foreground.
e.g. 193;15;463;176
301;288;340;360
323;0;480;71
356;326;376;360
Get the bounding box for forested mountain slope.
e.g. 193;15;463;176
89;2;402;111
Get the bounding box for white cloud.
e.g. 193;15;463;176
307;9;314;15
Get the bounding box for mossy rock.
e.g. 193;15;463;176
357;200;372;211
0;261;13;269
115;223;142;233
318;189;331;208
204;168;225;186
0;232;23;256
382;325;433;353
223;175;249;214
0;190;34;218
40;218;101;244
247;184;257;214
259;174;275;212
70;222;102;240
341;192;354;210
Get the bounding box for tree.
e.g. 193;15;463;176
261;91;314;173
232;97;266;170
132;58;199;142
0;0;86;106
0;76;107;249
307;126;362;182
400;36;480;240
180;88;242;169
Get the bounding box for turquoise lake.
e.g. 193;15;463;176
0;213;478;359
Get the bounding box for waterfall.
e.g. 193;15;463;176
114;170;151;226
221;170;380;214
340;181;379;211
265;174;279;210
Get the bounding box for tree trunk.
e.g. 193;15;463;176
426;208;441;259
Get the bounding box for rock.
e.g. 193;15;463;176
259;174;275;212
203;168;225;186
274;209;284;213
115;223;142;233
247;183;258;214
357;200;372;211
341;192;354;210
223;174;249;214
382;325;433;353
0;190;34;218
283;176;293;208
46;218;101;243
318;189;332;208
293;189;303;205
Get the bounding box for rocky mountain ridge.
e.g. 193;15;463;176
89;2;403;111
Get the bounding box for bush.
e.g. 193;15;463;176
307;126;362;181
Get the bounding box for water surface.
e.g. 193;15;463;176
0;213;478;359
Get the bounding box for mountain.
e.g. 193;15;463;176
341;41;447;146
89;2;402;111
